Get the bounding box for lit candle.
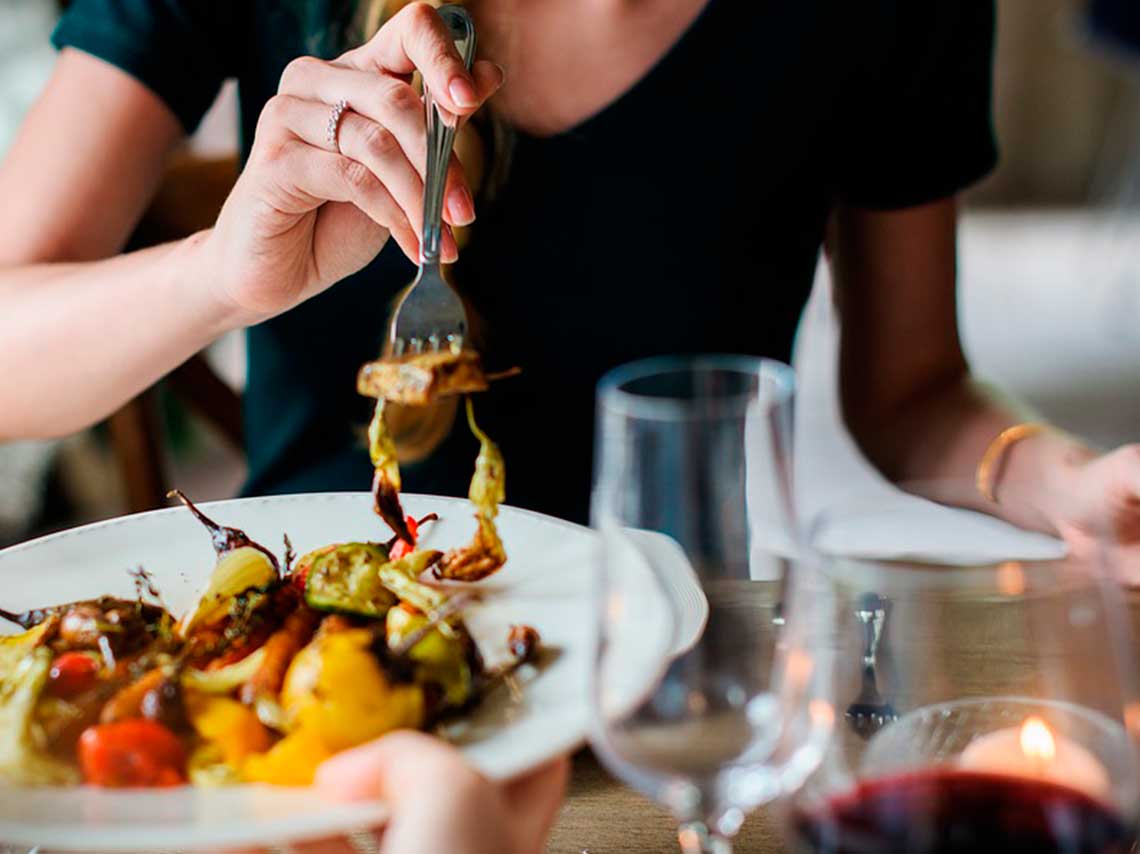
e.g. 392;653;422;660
958;716;1110;801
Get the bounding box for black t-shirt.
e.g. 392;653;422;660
53;0;998;524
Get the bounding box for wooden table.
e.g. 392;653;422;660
549;750;785;854
547;579;1140;854
549;580;787;854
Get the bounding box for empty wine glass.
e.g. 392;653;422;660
589;355;835;854
777;533;1140;854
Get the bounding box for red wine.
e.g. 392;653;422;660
790;770;1135;854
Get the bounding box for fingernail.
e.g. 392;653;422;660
443;224;459;261
492;62;507;86
448;75;478;108
447;186;475;226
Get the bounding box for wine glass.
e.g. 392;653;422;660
776;501;1140;854
588;355;835;854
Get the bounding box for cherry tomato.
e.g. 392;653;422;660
78;720;187;788
48;652;101;699
389;515;420;560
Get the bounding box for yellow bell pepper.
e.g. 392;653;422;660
281;628;424;752
186;694;274;767
242;728;333;787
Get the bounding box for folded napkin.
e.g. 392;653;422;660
747;262;1066;580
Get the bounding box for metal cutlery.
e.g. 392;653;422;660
845;591;898;739
387;4;475;357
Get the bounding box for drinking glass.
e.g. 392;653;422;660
589;355;835;854
777;521;1140;854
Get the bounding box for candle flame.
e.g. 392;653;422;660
1019;716;1056;763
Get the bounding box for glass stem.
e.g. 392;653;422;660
678;821;732;854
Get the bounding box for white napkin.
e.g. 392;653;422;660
747;259;1066;579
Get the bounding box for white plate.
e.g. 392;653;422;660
0;493;705;852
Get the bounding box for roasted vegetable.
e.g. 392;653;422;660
389;513;424;560
168;490;279;569
243;727;332;787
280;626;424;752
302;543;396;617
1;597;168;658
77;719;186;787
436;399;507;581
183;647;267;695
368;399;413;544
386;607;472;708
178;548;279;638
187;743;242;787
46;651;101;699
0;629;79;785
169;491;280;638
0;623;49;668
100;665;188;732
239;607;320;705
357;349;489;407
186;695;273;767
378;558;449;617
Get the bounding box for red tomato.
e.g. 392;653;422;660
78;720;187;788
292;566;309;591
48;652;100;698
389;515;419;560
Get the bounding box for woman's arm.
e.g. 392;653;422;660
0;49;221;439
832;198;1113;539
0;4;503;442
0;238;234;439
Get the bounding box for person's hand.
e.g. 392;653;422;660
199;2;503;326
1052;446;1140;584
231;731;569;854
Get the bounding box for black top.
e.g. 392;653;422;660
1089;0;1140;54
54;0;998;524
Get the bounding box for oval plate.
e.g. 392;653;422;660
0;493;645;852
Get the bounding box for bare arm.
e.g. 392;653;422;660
0;4;503;442
832;198;1100;536
0;50;230;439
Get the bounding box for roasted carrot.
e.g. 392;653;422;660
239;607;320;705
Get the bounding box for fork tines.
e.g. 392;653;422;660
390;332;464;358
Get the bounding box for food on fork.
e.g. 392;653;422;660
358;345;515;580
357;349;489;407
435;400;507;581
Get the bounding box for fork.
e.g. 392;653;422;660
845;591;898;739
387;4;476;357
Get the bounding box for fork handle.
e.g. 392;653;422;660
421;5;477;266
856;592;887;669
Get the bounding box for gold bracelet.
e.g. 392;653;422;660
976;422;1046;504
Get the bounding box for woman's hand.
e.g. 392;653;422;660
1051;445;1140;583
202;2;503;326
228;731;569;854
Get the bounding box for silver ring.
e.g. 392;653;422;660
326;99;348;151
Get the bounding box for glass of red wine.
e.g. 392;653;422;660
589;356;836;854
777;533;1140;854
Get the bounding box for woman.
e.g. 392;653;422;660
0;0;1139;567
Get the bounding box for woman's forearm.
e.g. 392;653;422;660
853;371;1097;537
0;229;238;440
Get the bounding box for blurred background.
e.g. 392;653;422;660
1;0;1138;547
